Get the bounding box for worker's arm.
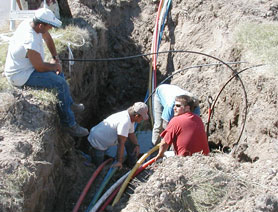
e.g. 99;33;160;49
154;138;169;161
162;119;168;129
16;0;23;10
128;133;140;156
27;49;61;73
26;31;61;73
42;31;59;60
113;135;127;169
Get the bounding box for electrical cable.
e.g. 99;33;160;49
86;165;118;212
60;50;247;62
207;64;265;148
93;158;156;212
143;61;247;103
72;158;113;212
112;144;160;206
157;0;172;51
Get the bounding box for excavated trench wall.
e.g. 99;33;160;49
54;0;278;210
0;1;151;211
2;0;278;211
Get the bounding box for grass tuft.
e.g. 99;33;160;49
236;22;278;72
28;88;59;105
45;25;93;61
0;165;35;210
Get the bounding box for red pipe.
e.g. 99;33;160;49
72;158;113;212
152;0;164;89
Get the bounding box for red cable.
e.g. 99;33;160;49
72;158;113;212
208;108;212;123
152;0;164;89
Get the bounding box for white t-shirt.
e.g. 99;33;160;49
4;19;44;87
88;110;135;150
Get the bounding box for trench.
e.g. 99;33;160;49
53;50;256;212
53;37;253;212
46;1;261;212
1;1;276;211
50;3;153;211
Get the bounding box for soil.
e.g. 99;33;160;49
1;0;278;211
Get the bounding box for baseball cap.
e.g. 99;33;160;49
133;102;149;120
34;8;62;28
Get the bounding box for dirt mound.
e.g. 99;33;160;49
1;0;278;211
117;155;278;212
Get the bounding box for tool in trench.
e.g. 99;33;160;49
206;95;213;138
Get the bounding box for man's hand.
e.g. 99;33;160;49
50;57;62;74
154;153;164;162
154;139;169;161
112;161;123;169
133;145;140;156
55;62;62;74
27;49;62;73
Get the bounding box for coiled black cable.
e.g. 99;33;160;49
61;50;262;147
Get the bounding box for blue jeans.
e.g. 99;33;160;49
152;94;164;145
91;141;137;167
25;71;76;127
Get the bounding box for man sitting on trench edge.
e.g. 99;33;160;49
4;8;88;137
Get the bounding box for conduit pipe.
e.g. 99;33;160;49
96;158;156;212
86;165;118;211
112;144;160;206
72;158;112;212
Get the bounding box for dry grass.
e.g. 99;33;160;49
184;166;247;212
0;76;11;92
45;24;94;61
120;155;271;212
0;42;9;70
236;22;278;72
0;165;35;211
27;88;58;106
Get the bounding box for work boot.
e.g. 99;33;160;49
71;103;85;113
64;124;89;137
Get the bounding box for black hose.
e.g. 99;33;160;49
61;50;245;63
62;49;247;126
144;61;246;103
208;64;265;148
61;49;258;147
62;49;247;130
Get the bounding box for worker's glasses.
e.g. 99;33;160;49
174;104;182;108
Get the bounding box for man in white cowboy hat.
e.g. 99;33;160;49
87;102;149;169
4;8;89;137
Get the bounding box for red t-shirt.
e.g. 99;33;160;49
160;112;209;156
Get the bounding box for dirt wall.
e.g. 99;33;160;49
1;0;278;211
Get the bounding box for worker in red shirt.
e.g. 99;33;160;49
154;94;209;160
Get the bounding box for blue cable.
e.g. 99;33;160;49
157;0;172;52
86;165;118;212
